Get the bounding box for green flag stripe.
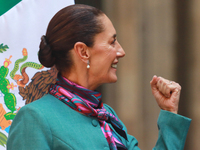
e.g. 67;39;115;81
0;0;22;16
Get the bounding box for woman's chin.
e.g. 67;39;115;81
108;75;118;83
98;74;118;85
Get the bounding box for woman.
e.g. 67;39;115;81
7;4;191;150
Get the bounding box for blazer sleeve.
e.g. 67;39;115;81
104;104;191;150
7;105;52;150
153;110;191;150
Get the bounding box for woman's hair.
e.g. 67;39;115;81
38;4;104;72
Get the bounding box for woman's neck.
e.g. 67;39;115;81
61;68;99;91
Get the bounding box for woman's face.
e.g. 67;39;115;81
89;14;125;88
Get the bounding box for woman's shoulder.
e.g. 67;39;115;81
17;94;70;117
21;94;61;109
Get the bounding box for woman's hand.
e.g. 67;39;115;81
150;75;181;114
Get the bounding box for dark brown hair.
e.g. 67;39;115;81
38;4;104;72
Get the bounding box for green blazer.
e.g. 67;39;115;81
7;94;191;150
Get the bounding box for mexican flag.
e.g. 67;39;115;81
0;0;74;148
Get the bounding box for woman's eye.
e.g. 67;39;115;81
111;39;116;45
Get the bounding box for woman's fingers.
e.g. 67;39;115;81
157;77;181;97
150;75;181;114
150;75;158;88
157;77;173;98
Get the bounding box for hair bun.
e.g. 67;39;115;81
38;35;55;67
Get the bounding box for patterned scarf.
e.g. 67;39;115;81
49;74;128;150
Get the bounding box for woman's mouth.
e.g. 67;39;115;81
111;64;117;69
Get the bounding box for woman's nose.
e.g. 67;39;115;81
116;42;125;58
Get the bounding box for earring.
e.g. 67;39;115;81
87;60;90;69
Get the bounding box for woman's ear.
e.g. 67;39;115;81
74;42;90;62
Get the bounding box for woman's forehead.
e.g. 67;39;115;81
97;15;116;38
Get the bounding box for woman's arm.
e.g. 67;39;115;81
153;110;191;150
104;104;191;150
